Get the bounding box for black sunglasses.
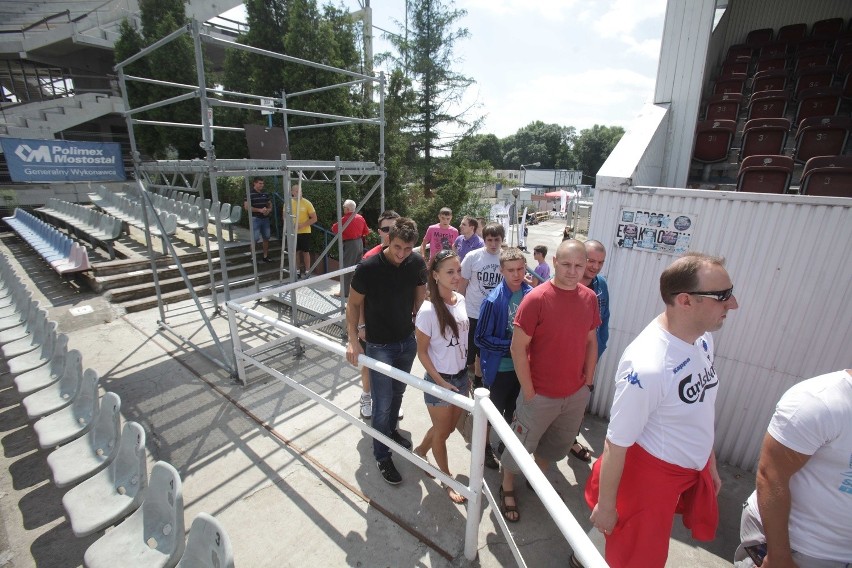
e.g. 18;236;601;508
378;226;391;233
433;249;457;262
679;286;734;302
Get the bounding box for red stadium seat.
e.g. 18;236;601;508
778;23;807;43
736;155;794;193
795;87;842;124
705;94;743;121
793;116;851;163
748;90;789;120
740;118;791;161
756;55;788;73
726;44;754;59
713;76;746;96
745;28;773;48
793;65;836;99
793;38;832;53
752;69;788;93
720;61;749;78
760;42;789;58
811;18;844;38
693;120;737;164
793;48;831;73
800;156;852;197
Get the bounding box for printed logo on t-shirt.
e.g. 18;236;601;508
626;370;643;389
678;365;718;404
840;466;852;495
673;358;691;374
476;263;502;291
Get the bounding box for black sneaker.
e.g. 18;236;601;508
262;256;273;263
390;430;412;450
484;444;500;470
377;458;402;484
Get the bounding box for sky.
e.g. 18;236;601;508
221;0;669;139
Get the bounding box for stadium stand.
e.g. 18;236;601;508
799;155;852;197
736;155;794;194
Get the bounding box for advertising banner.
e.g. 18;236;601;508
615;207;696;256
0;138;126;182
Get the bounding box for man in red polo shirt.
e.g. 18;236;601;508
332;199;370;298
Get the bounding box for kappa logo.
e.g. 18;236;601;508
701;338;709;352
14;144;52;163
625;370;643;389
673;358;691;374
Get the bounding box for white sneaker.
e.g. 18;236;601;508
359;392;372;418
398;406;404;420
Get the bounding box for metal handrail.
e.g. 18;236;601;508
225;276;608;567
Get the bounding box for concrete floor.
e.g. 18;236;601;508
0;217;755;567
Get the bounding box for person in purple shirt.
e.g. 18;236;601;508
453;216;484;261
531;245;551;286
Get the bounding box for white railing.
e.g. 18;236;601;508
225;269;608;567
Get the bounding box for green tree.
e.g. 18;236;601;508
500;121;575;170
381;0;480;195
452;133;502;168
571;124;625;179
115;0;205;159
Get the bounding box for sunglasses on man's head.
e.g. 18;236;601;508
676;286;734;302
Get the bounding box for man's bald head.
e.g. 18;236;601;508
556;238;586;260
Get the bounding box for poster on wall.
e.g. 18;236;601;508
615;207;695;255
0;138;126;182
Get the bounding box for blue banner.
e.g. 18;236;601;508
0;138;126;182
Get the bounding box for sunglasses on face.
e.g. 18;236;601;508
679;286;734;302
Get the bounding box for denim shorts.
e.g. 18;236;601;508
423;369;469;407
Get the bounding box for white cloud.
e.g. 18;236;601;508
593;0;667;58
461;0;581;21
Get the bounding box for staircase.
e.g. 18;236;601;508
81;242;289;313
0;93;125;140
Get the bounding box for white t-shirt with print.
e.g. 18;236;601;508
415;294;469;375
460;248;502;319
766;370;852;561
607;317;718;470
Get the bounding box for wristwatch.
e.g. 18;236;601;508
357;324;366;331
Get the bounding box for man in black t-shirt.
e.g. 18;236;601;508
244;177;272;262
346;217;427;485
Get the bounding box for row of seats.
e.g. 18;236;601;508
0;253;235;567
37;198;123;260
88;186;177;255
736;155;852;196
2;209;91;274
695;115;850;165
742;19;851;48
164;189;245;241
147;193;243;244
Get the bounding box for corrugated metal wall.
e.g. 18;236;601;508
722;0;851;47
654;0;717;188
586;186;852;470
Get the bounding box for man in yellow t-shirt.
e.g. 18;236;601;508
291;184;317;278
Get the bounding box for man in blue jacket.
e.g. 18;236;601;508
475;247;533;463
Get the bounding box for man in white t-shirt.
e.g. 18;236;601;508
459;222;504;469
734;369;852;568
585;252;739;568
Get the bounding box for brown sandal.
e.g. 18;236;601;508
499;485;520;523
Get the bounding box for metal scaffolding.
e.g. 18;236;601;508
114;19;386;376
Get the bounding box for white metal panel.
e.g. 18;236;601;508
586;186;852;470
654;0;717;188
597;102;669;189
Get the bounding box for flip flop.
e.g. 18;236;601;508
570;442;592;463
443;482;467;504
499;485;520;523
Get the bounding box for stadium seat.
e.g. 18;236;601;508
47;391;121;487
794;116;851;163
84;461;186;568
793;65;836;99
777;23;807;43
176;513;235;568
756;54;788;73
727;43;755;59
693;120;737;164
705;93;743;121
793;38;833;53
720;61;749;78
752;69;788;93
811;17;844;38
21;348;84;419
713;76;746;95
745;28;773;47
740;118;791;161
760;42;789;58
6;321;59;376
62;422;148;538
795;87;842;124
32;369;99;449
749;90;789;120
14;337;76;395
799;156;852;197
793;48;831;72
736;155;794;193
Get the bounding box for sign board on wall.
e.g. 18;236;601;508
615;207;695;255
0;138;126;182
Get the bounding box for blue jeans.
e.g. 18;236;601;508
366;334;416;462
252;216;271;242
